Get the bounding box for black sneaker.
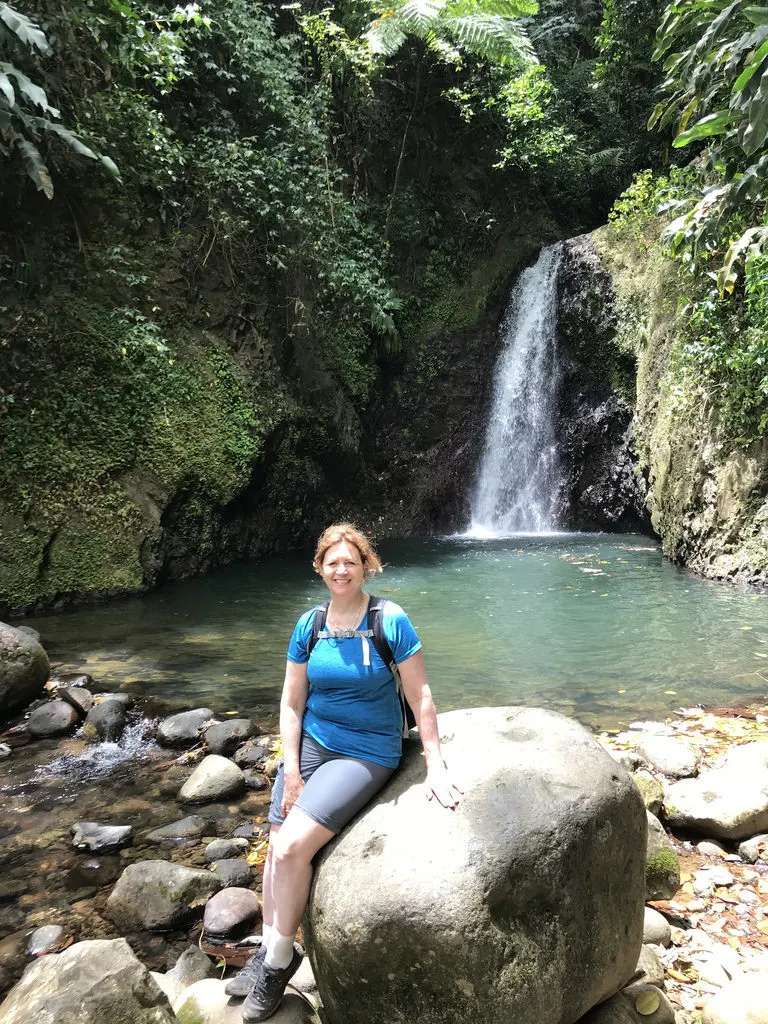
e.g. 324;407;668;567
242;946;303;1022
224;941;267;998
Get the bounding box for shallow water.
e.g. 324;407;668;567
20;533;768;731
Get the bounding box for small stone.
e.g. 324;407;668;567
634;772;664;815
202;887;261;939
697;840;728;858
57;687;94;717
205;838;250;862
27;700;80;738
694;870;716;895
687;899;707;912
26;925;65;957
166;944;216;985
209;859;252;888
243;769;269;791
643;907;672;947
72;822;134;853
83;699;127;743
635;945;665;989
636;735;700;779
178;755;245;804
0;743;11;758
709;867;735;887
157;708;215;748
145;815;213;844
737;834;768;864
204;719;256;756
234;739;270;768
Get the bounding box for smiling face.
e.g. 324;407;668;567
321;540;366;599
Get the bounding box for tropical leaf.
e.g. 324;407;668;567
0;3;51;54
398;0;445;37
0;61;58;115
672;108;734;146
15;136;53;198
744;6;768;26
363;16;409;55
0;70;14;107
442;13;536;61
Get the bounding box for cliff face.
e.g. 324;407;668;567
591;222;768;584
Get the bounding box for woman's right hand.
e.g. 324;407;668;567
280;769;305;818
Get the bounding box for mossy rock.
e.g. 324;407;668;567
633;773;664;815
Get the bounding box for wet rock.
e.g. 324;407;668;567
205;838;250;862
234;739;270;768
14;625;41;643
646;812;680;900
66;857;123;892
0;937;176;1023
166;944;216;985
702;973;768;1024
305;706;647;1024
633;772;664;815
635;736;700;779
576;988;674;1023
697;839;728;858
57;687;93;717
106;860;223;931
145;815;213;844
209;859;252;888
27;700;80;738
204;719;256;756
178;755;245;804
0;622;50;720
72;821;134;853
157;708;215;748
643;907;671;947
737;834;768;864
664;743;768;840
26;925;66;957
0;933;27;979
202;887;261;939
172;979;319;1024
83;698;128;743
0;742;12;758
243;768;269;791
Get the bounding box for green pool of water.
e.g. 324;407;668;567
23;534;768;731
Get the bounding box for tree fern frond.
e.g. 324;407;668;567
363;15;409;55
446;0;538;19
442;14;536;62
398;0;446;37
425;30;462;62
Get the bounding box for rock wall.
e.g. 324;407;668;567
591;222;768;584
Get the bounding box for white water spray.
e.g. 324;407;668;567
469;244;564;535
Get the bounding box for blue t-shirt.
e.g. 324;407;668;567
286;599;421;768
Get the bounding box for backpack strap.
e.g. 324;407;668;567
306;601;330;658
367;596;417;737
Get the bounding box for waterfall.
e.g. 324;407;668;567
470;244;564;535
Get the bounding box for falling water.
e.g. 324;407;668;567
470;244;564;535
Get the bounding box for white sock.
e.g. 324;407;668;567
265;928;295;970
260;923;272;948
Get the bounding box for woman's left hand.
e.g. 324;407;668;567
425;761;463;809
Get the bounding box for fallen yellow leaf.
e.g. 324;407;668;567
636;990;661;1014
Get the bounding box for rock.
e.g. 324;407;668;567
0;937;175;1023
172;979;319;1024
14;625;41;642
634;772;664;815
106;860;223;931
150;971;185;1006
72;821;134;852
203;887;261;938
305;706;647;1024
209;859;252;888
643;908;671;947
0;742;11;758
156;708;215;748
646;812;680;900
243;768;269;791
83;698;128;743
205;837;250;862
609;749;645;772
166;944;216;985
737;834;768;864
664;743;768;840
26;925;66;957
234;739;271;768
291;956;317;994
204;719;256;756
145;815;213;844
636;945;665;989
0;622;50;720
178;754;244;804
577;987;675;1024
697;840;728;858
57;686;93;717
702;973;768;1023
635;736;700;779
27;700;80;738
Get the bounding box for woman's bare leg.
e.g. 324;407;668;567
268;808;334;947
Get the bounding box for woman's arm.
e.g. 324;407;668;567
397;650;462;809
279;659;309;817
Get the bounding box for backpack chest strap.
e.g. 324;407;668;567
317;628;375;640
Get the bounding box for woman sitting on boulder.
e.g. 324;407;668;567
227;521;461;1022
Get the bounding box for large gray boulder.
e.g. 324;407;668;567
0;622;49;720
106;860;223;931
664;742;768;840
0;937;175;1024
305;707;647;1024
156;707;215;748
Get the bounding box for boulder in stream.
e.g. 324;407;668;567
82;697;129;742
204;718;256;755
202;886;261;938
27;699;80;738
172;979;319;1024
0;622;49;720
209;858;252;888
106;860;223;931
72;821;134;853
304;706;647;1024
178;754;244;803
156;707;215;748
145;814;213;844
0;937;175;1024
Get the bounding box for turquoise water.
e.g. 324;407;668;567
23;534;768;730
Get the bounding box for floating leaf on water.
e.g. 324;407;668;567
741;626;753;630
665;690;677;695
635;990;660;1014
618;689;626;694
224;711;238;715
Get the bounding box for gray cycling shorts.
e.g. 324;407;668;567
268;732;396;835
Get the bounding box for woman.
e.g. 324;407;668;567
227;522;460;1023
